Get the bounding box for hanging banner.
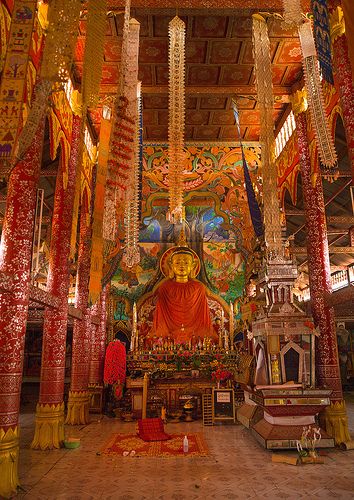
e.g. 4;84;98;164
232;99;263;239
89;115;112;305
311;0;334;84
0;0;37;165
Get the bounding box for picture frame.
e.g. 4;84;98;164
212;388;235;423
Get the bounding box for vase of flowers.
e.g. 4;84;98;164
211;365;233;388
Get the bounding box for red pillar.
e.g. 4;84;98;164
0;119;45;497
65;184;93;425
330;7;354;181
89;287;108;386
31;114;82;450
295;109;350;444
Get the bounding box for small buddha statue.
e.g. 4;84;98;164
151;244;217;344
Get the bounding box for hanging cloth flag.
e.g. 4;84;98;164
311;0;334;84
298;21;337;173
232;99;263;238
104;340;127;398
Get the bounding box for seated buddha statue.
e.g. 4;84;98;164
151;243;217;345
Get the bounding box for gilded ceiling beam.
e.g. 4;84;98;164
120;84;291;96
107;1;310;10
98;84;291;97
292;246;354;255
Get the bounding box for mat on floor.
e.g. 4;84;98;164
101;432;209;457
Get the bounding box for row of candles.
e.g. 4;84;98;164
130;302;235;352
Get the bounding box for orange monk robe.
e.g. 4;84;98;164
153;279;215;342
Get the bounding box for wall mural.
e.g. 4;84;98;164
110;144;261;312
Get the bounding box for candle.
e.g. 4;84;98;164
229;302;234;349
133;302;137;327
132;302;137;351
142;373;149;419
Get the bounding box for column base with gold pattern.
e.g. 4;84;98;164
324;400;351;445
65;391;90;425
31;402;65;450
0;426;20;499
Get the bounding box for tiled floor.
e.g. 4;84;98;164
15;396;354;500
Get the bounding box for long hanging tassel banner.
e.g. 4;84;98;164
283;0;338;176
232;99;263;238
166;16;186;225
103;0;140;242
311;0;334;84
252;14;282;255
103;0;131;245
138;85;144;222
82;0;107;110
122;82;142;268
298;21;338;175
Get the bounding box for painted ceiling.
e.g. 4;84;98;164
74;2;310;141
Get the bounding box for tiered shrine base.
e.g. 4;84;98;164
237;386;335;449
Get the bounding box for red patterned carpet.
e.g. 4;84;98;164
102;432;209;457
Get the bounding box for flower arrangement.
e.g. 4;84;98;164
297;426;322;460
131;348;237;380
211;364;233;386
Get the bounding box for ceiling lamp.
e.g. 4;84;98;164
166;16;186;225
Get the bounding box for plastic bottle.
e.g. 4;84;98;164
183;435;189;453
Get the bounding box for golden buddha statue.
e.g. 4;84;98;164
151;238;217;345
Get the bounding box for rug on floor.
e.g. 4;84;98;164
102;432;209;457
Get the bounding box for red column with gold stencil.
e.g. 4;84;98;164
0;118;45;497
292;93;350;444
89;299;101;386
89;287;108;385
65;179;94;425
330;6;354;182
31;108;82;450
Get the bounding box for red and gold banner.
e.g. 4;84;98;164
89;115;111;304
0;3;12;73
0;0;37;164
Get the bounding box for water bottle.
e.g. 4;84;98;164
183;435;189;453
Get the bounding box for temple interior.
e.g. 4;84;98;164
0;0;354;498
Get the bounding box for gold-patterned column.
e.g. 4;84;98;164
330;6;354;182
291;89;350;444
